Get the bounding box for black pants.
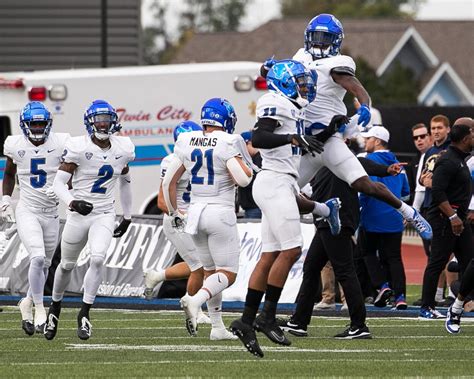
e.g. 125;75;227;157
292;227;366;328
421;213;473;308
359;229;406;298
459;259;474;298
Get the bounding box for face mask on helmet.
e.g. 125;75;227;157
20;102;53;143
304;14;344;59
267;60;317;108
84;100;121;141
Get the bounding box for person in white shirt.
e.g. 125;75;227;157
162;98;251;341
44;100;135;341
1;102;69;335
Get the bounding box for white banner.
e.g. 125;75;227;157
0;218;317;303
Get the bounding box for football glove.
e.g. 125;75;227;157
290;134;324;155
356;103;371;127
0;196;15;223
70;200;94;216
44;187;59;202
113;218;132;238
170;211;186;232
263;56;276;71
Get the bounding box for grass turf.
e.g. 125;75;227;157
0;306;473;378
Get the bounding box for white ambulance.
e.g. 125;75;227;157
0;61;264;214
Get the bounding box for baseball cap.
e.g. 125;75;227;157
360;126;390;143
241;131;252;143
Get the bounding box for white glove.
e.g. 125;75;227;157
0;195;15;223
44;186;59;202
5;224;17;240
170;210;186;232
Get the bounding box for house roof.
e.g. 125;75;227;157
171;18;474;93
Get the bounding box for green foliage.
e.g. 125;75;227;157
281;0;414;18
347;57;419;106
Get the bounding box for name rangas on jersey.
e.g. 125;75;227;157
189;137;217;147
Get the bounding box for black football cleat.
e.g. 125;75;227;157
22;320;35;336
44;313;59;340
230;318;264;358
77;316;92;340
254;314;291;346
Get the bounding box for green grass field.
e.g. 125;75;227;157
1;306;473;378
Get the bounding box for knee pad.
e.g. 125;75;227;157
30;255;45;269
90;255;105;269
60;260;76;271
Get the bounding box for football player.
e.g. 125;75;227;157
230;60;344;358
44;100;134;341
144;120;211;326
1;102;70;336
161;98;251;341
262;14;432;241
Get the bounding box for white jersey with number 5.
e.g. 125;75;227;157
160;153;191;212
62;135;135;213
293;48;356;127
174;130;240;207
256;92;304;178
3;132;70;209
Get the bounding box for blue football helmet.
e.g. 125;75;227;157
200;98;237;134
84;100;121;140
19;102;52;142
304;14;344;59
266;59;317;107
173;120;202;142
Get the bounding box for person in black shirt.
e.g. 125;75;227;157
279;157;404;339
419;119;474;320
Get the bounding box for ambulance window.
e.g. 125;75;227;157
0;116;11;156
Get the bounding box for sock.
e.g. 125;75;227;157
149;269;166;284
206;292;225;329
260;285;283;321
313;202;330;217
28;256;46;306
396;202;415;220
448;287;456;299
265;284;283;303
50;300;62;317
452;298;464;314
242;288;265;325
83;256;105;304
194;272;230;305
78;302;92;320
435;287;444;302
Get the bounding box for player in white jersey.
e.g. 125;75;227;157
162;98;252;340
44;100;135;341
261;13;432;241
1;102;69;336
144;120;212;327
230;60;344;358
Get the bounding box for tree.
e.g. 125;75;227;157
143;0;250;64
281;0;416;18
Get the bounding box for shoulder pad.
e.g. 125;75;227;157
292;48;312;65
257;93;299;122
331;55;356;72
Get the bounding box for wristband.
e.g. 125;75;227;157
2;195;12;204
448;213;458;221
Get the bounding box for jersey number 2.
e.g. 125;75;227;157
30;158;47;188
190;149;214;185
91;165;114;194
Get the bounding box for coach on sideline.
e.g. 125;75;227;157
419;118;474;319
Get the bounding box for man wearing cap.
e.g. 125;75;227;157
237;131;262;219
359;126;410;309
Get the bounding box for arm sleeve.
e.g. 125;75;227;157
358;157;390;177
161;155;184;214
252;117;290;149
119;172;132;219
53;170;74;206
431;159;454;205
226;157;252;187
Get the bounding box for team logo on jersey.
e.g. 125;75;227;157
291;109;296;118
85;152;93;160
18;150;25;158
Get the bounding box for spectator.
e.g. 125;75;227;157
237;131;262;219
412;123;433;216
419;119;473;319
359;126;410;309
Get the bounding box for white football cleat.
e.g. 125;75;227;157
180;294;199;337
210;327;238;341
143;269;161;300
197;308;211;324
